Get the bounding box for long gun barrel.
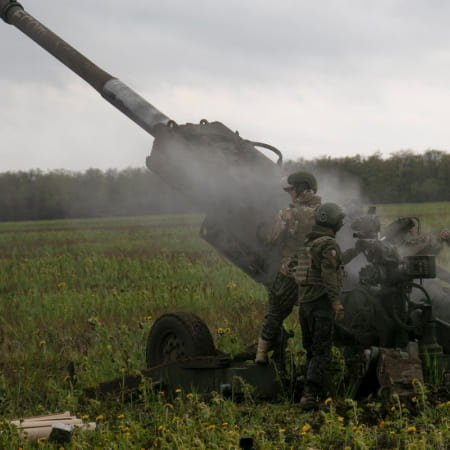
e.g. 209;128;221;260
1;0;286;286
0;0;170;136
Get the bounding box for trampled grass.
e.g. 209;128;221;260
0;206;449;448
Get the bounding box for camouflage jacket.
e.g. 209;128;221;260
267;191;321;277
297;226;343;304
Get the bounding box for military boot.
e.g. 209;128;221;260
255;338;270;364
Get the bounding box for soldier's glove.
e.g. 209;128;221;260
440;229;450;243
332;300;345;322
355;239;367;253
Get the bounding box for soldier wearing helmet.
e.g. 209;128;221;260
296;202;346;411
255;171;321;364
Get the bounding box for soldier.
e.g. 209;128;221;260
382;217;450;257
296;202;346;411
255;171;321;364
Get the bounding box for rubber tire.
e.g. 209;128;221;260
146;312;216;368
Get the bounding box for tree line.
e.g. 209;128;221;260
0;150;449;221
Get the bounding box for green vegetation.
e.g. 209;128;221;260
1;149;450;222
0;206;449;448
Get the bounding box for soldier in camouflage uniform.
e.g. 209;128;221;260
382;217;450;257
296;202;346;411
255;171;321;364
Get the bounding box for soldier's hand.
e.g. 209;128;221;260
332;301;345;322
355;239;367;253
440;229;450;243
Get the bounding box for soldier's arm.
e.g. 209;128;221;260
440;229;450;246
341;239;366;264
266;209;290;245
320;243;341;304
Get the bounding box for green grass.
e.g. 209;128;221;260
0;207;449;448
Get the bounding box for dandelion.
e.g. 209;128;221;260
81;415;89;420
36;437;47;445
226;281;237;289
57;282;66;288
301;424;311;433
163;403;174;409
224;327;231;333
222;422;229;427
278;428;286;433
324;397;332;405
117;414;125;419
411;396;417;403
143;315;152;321
96;414;104;421
389;431;396;435
337;416;344;422
406;426;416;433
175;388;182;393
217;328;224;335
378;421;385;429
390;406;395;411
39;340;46;347
186;393;194;399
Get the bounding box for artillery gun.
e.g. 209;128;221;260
2;1;449;401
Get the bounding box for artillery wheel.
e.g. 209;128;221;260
146;312;216;368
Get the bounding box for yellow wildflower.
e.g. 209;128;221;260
411;396;417;403
175;388;182;393
163;403;174;409
324;397;332;405
186;393;194;399
57;282;66;288
117;414;125;419
278;428;286;433
96;414;104;421
302;424;311;433
39;340;46;347
337;416;344;422
81;414;89;420
217;328;224;334
206;424;216;430
226;281;237;289
406;426;416;433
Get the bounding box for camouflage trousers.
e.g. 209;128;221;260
260;272;298;342
298;295;334;395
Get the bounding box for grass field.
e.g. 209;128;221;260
0;203;449;448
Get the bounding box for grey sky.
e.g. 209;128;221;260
2;0;450;171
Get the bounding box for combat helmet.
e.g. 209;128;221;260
282;171;318;193
315;202;345;231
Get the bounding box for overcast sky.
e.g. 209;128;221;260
2;0;450;171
